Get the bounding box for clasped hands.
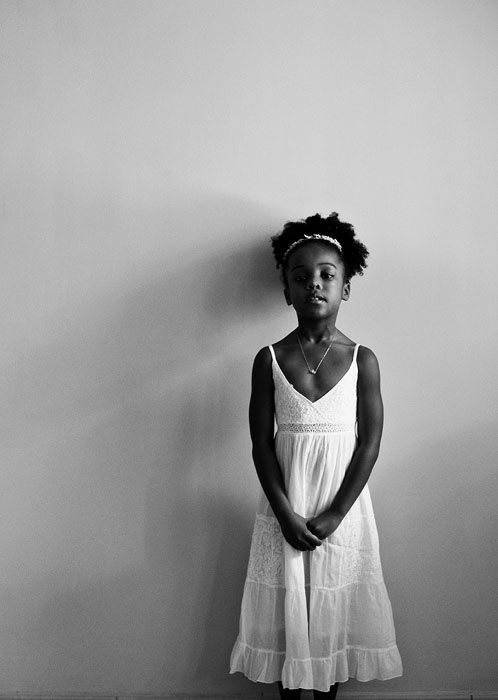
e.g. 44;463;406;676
280;510;342;551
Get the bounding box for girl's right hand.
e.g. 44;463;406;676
280;512;323;551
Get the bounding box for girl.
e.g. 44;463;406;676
230;213;402;700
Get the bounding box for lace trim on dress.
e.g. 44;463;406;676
246;515;284;586
278;422;355;433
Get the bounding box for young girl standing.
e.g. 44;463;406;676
230;213;402;699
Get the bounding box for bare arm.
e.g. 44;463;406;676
307;346;383;539
250;347;322;551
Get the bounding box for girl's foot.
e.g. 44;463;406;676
313;683;339;700
278;681;302;700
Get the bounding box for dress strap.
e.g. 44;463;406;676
268;345;276;362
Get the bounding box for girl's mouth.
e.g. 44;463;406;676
307;295;326;303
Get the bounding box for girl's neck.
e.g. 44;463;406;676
297;320;337;344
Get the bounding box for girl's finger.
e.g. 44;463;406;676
306;532;322;546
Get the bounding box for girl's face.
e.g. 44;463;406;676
283;241;350;320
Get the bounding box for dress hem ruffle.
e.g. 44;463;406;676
229;639;403;691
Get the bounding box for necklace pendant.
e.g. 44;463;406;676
297;331;336;378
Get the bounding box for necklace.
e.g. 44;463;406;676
297;331;335;375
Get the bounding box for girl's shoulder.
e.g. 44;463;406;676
267;331;299;367
330;331;378;367
271;330;296;349
356;344;378;364
251;346;275;398
356;345;381;384
252;343;278;375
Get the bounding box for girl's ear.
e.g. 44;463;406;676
284;287;292;306
342;281;351;301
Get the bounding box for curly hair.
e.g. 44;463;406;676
271;212;369;281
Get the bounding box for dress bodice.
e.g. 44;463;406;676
269;344;359;430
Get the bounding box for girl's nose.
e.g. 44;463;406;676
307;278;321;290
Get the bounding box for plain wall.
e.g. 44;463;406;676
1;0;498;696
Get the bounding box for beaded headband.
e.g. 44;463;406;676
282;234;343;263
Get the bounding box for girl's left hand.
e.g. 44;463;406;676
306;511;342;540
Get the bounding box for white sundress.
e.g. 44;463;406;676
230;344;402;691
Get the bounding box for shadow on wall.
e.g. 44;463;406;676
140;220;285;694
0;194;286;694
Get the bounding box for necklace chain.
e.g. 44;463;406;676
297;332;335;375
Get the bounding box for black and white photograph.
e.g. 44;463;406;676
1;2;497;700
